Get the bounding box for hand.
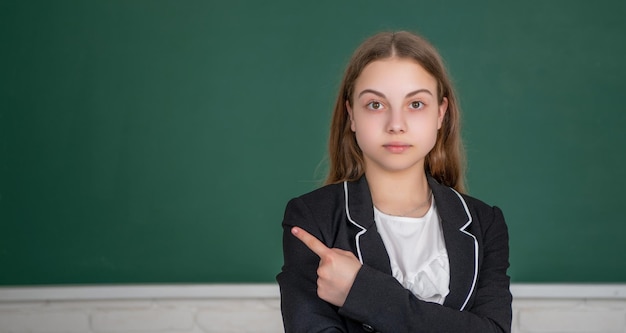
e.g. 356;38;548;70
291;226;362;307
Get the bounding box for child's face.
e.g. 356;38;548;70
346;57;448;175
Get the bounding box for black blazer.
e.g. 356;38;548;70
277;176;512;333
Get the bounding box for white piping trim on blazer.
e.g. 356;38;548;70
450;188;479;311
344;181;366;264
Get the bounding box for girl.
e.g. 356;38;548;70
277;31;511;333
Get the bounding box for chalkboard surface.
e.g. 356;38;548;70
2;1;625;285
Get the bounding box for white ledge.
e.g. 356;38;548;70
510;283;626;299
0;283;280;302
0;283;625;302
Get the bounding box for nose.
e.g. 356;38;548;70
387;109;406;133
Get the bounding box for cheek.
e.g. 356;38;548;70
410;117;440;147
426;129;439;148
426;123;441;151
352;117;380;137
352;123;378;149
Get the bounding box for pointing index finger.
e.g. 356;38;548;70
291;226;330;258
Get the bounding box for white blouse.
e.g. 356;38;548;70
373;197;450;304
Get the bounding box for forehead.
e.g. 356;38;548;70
354;57;438;95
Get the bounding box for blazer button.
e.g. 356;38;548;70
362;323;375;332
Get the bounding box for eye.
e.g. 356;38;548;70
367;101;383;110
410;101;424;109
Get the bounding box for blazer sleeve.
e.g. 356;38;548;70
276;197;348;333
338;205;512;333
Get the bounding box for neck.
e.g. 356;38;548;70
366;168;431;217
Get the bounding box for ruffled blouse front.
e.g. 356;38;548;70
374;198;450;304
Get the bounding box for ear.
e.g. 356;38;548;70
437;97;448;130
346;100;356;132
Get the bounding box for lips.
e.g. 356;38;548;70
383;142;411;153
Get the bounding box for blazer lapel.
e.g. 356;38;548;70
345;177;392;274
429;177;479;311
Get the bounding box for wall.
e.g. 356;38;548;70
1;284;625;333
3;1;626;286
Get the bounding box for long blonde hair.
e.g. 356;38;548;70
325;31;466;193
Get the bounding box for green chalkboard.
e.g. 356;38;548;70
2;1;625;285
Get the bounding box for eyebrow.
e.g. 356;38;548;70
357;88;433;99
